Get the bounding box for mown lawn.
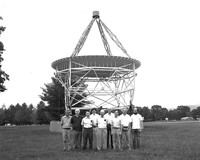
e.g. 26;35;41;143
0;121;200;160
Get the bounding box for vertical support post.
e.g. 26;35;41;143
130;62;135;105
68;58;72;109
64;59;71;110
114;74;120;107
64;74;68;110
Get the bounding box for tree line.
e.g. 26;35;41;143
136;105;200;121
1;102;200;126
0;101;49;125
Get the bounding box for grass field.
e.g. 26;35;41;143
1;121;200;160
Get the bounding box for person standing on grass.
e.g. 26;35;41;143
111;110;121;150
131;107;143;149
61;109;72;151
97;109;108;150
120;108;131;150
90;108;100;150
105;108;114;149
71;109;83;149
81;111;93;150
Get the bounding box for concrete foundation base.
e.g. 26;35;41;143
49;121;62;132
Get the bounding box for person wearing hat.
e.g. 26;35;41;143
71;109;83;149
96;109;108;150
90;108;100;149
130;107;143;149
61;109;72;151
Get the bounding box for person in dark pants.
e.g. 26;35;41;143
105;108;114;149
132;129;140;149
71;109;83;149
81;111;93;150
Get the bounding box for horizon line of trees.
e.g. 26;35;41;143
1;102;200;126
0;101;49;126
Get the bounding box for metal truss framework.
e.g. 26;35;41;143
54;11;140;109
71;11;130;58
55;59;137;109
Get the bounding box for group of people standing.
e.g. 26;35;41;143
60;107;143;152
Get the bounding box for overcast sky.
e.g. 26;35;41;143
0;0;200;109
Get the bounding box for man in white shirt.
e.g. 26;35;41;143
90;108;100;149
131;107;143;149
61;109;72;151
111;110;121;150
97;109;107;150
81;111;93;150
120;108;131;150
105;108;114;149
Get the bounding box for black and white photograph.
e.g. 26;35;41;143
0;0;200;159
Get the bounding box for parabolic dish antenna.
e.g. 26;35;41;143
52;11;141;109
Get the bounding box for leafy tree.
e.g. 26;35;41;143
140;106;151;121
26;104;35;124
177;105;190;118
3;104;21;125
40;76;89;120
14;103;34;125
0;16;9;92
40;77;65;120
151;105;162;121
0;109;4;125
3;107;12;124
191;106;200;120
167;109;182;120
0;105;6;125
8;104;18;124
0;103;36;125
35;101;50;124
136;106;142;114
160;108;168;120
15;109;24;125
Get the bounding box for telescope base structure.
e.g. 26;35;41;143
52;56;140;109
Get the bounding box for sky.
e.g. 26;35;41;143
0;0;200;109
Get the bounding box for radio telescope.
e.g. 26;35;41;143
51;11;141;109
